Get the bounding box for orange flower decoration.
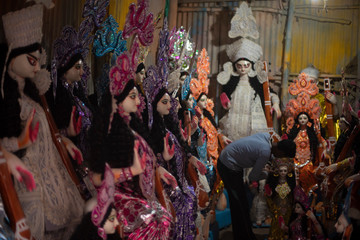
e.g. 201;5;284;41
285;73;321;133
190;48;210;100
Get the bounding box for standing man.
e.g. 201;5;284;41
217;132;296;240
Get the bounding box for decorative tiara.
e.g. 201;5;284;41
228;2;259;39
93;15;127;61
181;74;191;101
109;40;139;96
190;48;210;100
168;27;197;72
143;19;172;129
122;0;154;47
83;0;110;28
51;0;109;96
285;73;320;133
109;0;154;97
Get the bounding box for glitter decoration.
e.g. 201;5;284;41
143;19;172;129
122;0;154;47
109;40;139;96
93;15;127;60
285;73;321;133
168;26;198;72
190;48;210;100
52;0;110;96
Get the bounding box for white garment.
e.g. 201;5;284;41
219;75;268;141
15;95;84;239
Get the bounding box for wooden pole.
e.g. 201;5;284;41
168;0;178;31
356;11;360;113
280;0;295;110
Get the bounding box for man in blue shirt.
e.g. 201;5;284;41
217;132;296;240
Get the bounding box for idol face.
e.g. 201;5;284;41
157;93;171;117
64;59;84;84
103;208;119;234
279;166;288;179
136;69;146;84
298;113;309;127
9;50;41;80
235;59;251;75
334;213;349;234
294;203;305;215
186;93;194;109
197;94;207;110
180;73;188;85
120;87;140;115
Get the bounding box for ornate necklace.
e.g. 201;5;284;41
275;182;291;199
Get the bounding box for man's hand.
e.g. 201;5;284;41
325;163;337;175
222;135;232;146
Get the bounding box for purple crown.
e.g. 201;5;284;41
108;0;154;97
91;163;115;239
51;0;109;96
143;19;173;129
143;19;171;103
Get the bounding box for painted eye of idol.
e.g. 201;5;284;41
161;98;169;104
235;60;252;75
74;60;83;70
103;208;119;234
157;93;171;116
107;215;116;222
236;62;251;69
128;91;138;100
26;54;39;66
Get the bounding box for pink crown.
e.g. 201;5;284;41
91;163;115;239
109;40;139;96
109;0;154;96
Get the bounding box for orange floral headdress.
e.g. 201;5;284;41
190;48;210;101
285;73;321;133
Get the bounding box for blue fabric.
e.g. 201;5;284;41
219;132;271;182
215;189;232;230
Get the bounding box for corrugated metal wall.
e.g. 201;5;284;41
177;0;360;118
177;0;359;76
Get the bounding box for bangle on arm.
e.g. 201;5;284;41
115;167;133;182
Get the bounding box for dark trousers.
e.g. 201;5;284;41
217;160;257;240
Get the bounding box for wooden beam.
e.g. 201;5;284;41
280;0;295;110
178;6;352;25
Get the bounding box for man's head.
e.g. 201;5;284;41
271;140;296;158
